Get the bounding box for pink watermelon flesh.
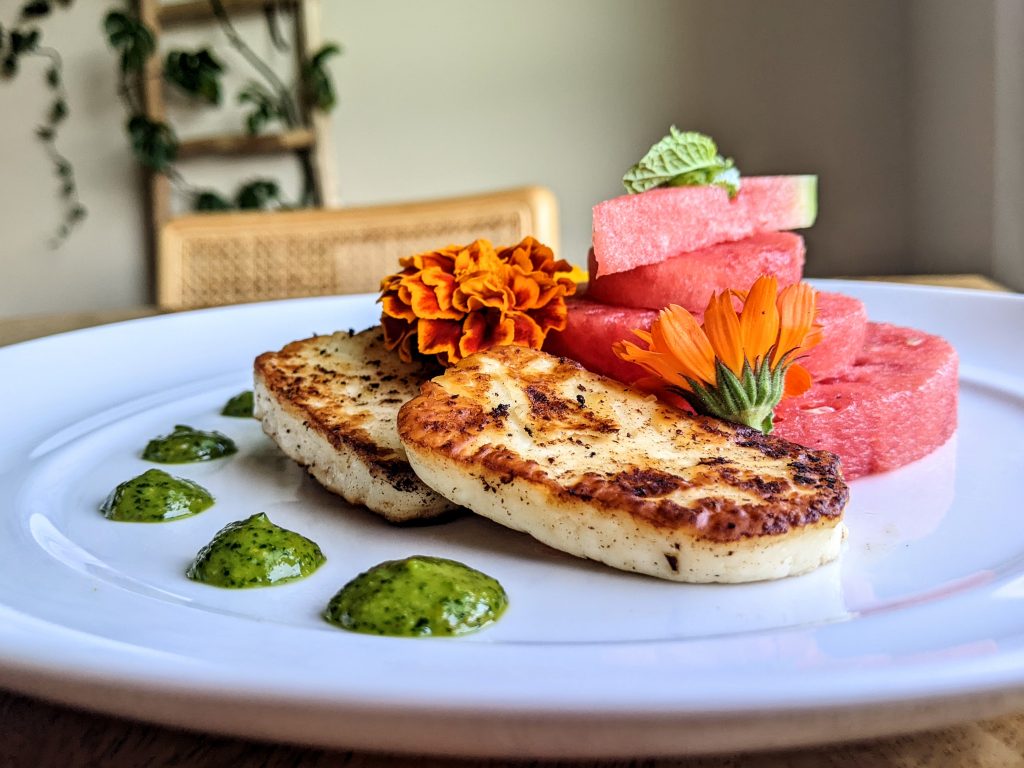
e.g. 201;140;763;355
543;292;865;383
586;232;805;312
774;323;958;479
543;298;657;384
592;175;818;276
802;291;868;379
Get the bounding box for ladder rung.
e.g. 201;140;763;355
158;0;299;28
177;129;315;159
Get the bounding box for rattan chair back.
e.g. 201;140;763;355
157;186;559;310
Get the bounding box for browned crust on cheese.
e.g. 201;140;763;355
255;329;440;493
397;346;848;543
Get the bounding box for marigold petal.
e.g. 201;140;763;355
510;312;545;349
417;318;463;364
526;298;569;334
402;275;463;320
460;309;515;359
739;275;781;365
497;237;555;273
784;363;813;397
381;314;416;363
453;271;510;313
652;305;717;387
775;283;818;365
702;291;744;376
454;239;500;277
379;293;417;322
510;272;541;308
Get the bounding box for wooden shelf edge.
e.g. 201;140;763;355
176;128;316;159
157;0;298;27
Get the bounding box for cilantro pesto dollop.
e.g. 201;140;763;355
142;424;237;463
324;556;508;637
186;512;325;588
100;468;214;522
221;390;254;418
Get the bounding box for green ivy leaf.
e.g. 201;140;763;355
126;114;178;170
45;66;59;86
622;126;740;197
10;29;40;54
237;81;285;135
104;11;154;73
236;179;281;210
194;190;232;212
164;48;224;105
2;55;17;78
301;42;341;112
20;1;52;19
49;98;67;123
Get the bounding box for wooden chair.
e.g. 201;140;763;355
156;186;559;310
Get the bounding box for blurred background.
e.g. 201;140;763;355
1;0;1022;319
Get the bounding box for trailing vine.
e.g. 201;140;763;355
0;0;86;246
2;0;343;248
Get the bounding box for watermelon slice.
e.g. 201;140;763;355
585;232;805;312
802;291;868;379
774;323;958;479
543;298;657;384
592;176;818;276
543;292;866;383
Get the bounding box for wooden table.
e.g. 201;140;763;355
2;275;1022;768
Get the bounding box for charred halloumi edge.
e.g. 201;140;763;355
398;345;849;583
254;328;457;523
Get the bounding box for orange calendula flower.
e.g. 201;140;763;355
378;237;577;366
613;275;821;433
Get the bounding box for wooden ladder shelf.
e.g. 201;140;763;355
136;0;335;251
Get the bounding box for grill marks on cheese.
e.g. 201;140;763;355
254;328;456;522
398;345;848;582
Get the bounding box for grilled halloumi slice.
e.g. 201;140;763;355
397;345;848;582
254;327;457;523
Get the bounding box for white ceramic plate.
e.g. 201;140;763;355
1;280;1022;758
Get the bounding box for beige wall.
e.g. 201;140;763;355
0;3;147;318
320;0;698;274
994;0;1024;290
684;0;911;278
0;1;1019;319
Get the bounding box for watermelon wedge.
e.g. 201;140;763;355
543;292;866;383
586;232;805;312
592;176;817;276
774;323;958;479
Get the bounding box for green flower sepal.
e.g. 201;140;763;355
670;356;789;434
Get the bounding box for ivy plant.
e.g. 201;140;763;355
1;0;85;246
164;47;224;105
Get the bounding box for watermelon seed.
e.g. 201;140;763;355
802;406;836;415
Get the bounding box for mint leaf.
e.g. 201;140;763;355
623;126;740;197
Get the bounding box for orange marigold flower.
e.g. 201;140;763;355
378;237;577;366
613;275;821;433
